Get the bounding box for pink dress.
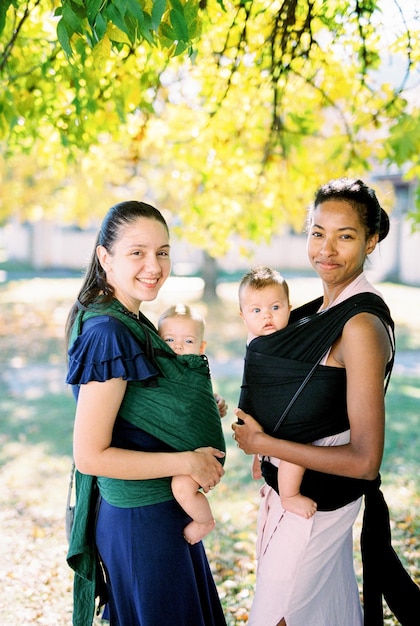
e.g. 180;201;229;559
248;274;386;626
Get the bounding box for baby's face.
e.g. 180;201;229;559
159;317;206;355
240;284;291;342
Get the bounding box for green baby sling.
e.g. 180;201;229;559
70;298;226;465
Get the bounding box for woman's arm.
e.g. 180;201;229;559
74;377;225;492
233;312;391;481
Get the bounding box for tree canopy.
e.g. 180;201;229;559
1;1;419;253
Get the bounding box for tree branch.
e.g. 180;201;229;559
0;0;42;74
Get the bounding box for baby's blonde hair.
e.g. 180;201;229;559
158;304;205;340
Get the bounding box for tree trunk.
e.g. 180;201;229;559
202;252;218;301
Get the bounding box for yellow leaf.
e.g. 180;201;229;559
92;34;112;69
107;24;131;45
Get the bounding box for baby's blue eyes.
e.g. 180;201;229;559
165;337;194;344
252;305;280;313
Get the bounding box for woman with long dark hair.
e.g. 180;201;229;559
66;201;227;626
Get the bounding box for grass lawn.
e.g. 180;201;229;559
0;273;419;625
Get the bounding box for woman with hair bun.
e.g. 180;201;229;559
233;178;420;626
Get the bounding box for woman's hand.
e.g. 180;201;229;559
232;408;266;455
189;447;225;492
214;393;228;418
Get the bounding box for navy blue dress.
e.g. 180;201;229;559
67;316;226;626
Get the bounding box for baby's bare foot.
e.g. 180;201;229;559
183;519;216;545
281;494;317;519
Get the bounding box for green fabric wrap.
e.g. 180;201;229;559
67;470;100;626
67;298;226;624
97;348;227;506
71;299;226;507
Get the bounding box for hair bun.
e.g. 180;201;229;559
378;207;390;242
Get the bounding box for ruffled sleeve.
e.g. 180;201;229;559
66;315;159;385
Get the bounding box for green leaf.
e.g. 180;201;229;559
151;0;166;31
174;39;188;56
170;0;184;12
159;21;176;42
170;9;189;42
62;1;84;34
183;0;201;39
56;19;74;56
122;0;154;45
94;11;107;41
0;1;12;36
86;0;104;26
126;0;145;25
107;3;133;41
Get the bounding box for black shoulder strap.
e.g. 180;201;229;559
250;292;395;368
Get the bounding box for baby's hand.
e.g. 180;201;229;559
214;394;228;418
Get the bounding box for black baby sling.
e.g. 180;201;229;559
239;292;420;626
